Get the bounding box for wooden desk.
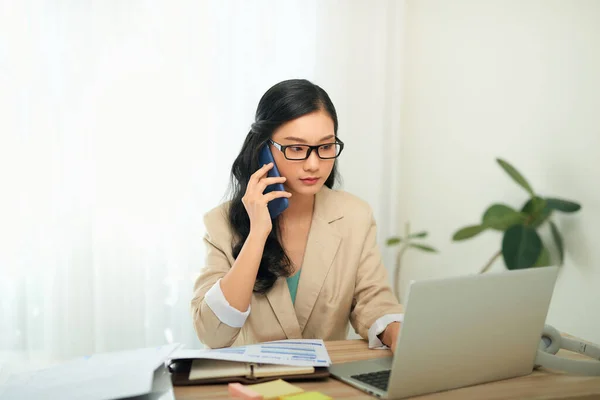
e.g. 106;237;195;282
173;339;600;399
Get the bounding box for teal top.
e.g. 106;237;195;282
286;268;302;305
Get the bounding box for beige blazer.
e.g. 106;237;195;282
191;187;403;348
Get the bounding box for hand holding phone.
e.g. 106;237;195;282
241;146;291;239
257;144;290;219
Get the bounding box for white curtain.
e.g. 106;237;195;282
0;0;404;366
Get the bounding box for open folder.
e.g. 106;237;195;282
168;339;331;385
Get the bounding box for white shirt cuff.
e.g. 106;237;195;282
204;278;251;328
368;313;404;349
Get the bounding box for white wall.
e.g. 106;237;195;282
398;0;600;344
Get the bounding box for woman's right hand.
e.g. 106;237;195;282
242;162;291;240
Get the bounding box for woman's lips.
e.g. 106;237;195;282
300;177;319;185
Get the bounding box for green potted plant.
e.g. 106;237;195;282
386;222;438;301
452;158;582;273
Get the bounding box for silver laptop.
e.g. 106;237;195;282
329;267;559;399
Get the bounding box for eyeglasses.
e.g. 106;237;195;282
269;138;344;160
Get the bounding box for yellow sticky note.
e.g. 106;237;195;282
279;391;332;400
245;379;304;400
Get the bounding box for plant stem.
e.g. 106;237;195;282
394;244;408;302
481;250;502;273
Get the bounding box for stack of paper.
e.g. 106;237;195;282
0;344;179;400
171;339;332;367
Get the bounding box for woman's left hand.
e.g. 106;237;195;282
380;322;401;353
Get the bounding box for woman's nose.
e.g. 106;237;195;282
303;148;320;170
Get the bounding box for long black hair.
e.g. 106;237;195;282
228;79;340;294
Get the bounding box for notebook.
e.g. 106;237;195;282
190;359;315;380
168;339;331;385
169;358;329;385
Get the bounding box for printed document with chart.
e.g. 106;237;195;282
170;339;332;367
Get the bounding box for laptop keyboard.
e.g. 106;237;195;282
350;369;391;391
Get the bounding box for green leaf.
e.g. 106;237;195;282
521;197;551;228
409;243;438;253
482;204;526;231
497;158;535;197
522;196;546;215
550;221;564;265
386;237;402;246
452;225;487;241
408;231;428;239
533;246;551;267
501;225;543;270
546;198;581;213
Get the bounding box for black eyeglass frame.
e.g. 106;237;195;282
268;138;345;160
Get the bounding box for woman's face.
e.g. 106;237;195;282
270;109;336;197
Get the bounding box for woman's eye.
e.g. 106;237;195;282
321;145;332;150
290;146;305;152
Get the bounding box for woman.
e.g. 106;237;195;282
191;79;403;351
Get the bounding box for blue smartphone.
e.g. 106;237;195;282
258;144;289;219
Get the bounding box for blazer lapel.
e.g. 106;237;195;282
295;188;343;332
266;275;303;339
